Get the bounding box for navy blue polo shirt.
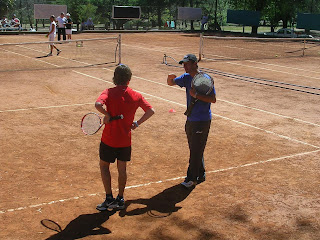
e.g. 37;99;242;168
174;73;215;122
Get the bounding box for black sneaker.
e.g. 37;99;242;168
181;180;196;188
96;197;115;211
108;196;125;210
197;177;206;184
57;50;61;56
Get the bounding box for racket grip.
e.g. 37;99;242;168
184;101;195;117
109;114;124;122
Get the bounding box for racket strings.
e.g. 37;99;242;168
193;73;214;95
81;114;101;135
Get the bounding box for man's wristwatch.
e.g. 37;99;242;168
133;121;139;127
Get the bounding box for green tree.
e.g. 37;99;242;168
0;0;14;17
229;0;268;34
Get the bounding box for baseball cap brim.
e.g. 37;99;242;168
178;54;198;64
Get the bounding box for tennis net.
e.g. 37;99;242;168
199;34;320;61
0;35;121;72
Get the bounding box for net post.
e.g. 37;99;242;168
303;39;305;57
162;54;167;64
199;33;203;62
118;34;122;64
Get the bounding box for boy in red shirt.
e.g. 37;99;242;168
95;64;155;211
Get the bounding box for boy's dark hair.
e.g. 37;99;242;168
113;64;132;85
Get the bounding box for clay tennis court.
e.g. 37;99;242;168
1;32;319;240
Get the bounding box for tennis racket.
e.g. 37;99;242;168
81;112;124;135
41;219;62;232
184;72;214;117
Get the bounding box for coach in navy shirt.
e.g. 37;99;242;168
167;54;216;188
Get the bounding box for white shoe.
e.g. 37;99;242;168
181;180;196;188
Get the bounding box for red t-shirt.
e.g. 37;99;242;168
96;85;152;147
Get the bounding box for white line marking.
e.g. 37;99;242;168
221;61;320;80
3;43;319;128
1;48;60;67
2;48;318;148
72;71;320;149
1;41;319;215
131;75;320;127
207;149;320;173
215;114;320;149
246;59;320;75
217;99;320;127
1;149;319;214
123;41;320;79
0;103;93;113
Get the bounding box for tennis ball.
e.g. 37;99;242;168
275;55;278;57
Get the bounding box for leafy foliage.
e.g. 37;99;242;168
5;0;320;31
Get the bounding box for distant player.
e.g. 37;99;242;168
65;13;73;40
46;15;61;56
95;64;155;211
56;12;66;41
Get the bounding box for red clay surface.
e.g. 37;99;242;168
0;32;319;240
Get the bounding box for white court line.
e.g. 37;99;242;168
1;48;60;68
123;42;320;80
73;71;320;149
0;103;93;113
1;48;319;148
130;75;320;128
1;149;319;214
246;59;320;75
221;61;320;80
1;43;319;214
202;54;320;80
3;44;319;128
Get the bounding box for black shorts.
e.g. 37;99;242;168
99;141;131;163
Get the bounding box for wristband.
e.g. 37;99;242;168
133;121;139;127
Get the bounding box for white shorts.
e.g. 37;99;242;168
48;34;55;45
66;29;72;35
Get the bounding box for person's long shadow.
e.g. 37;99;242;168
120;184;193;218
44;211;114;240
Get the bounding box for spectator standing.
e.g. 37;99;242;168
65;13;73;40
56;12;66;41
201;15;208;31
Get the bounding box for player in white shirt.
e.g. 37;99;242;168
46;15;61;56
56;12;66;41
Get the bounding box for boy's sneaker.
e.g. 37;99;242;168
108;196;125;210
57;50;61;56
47;52;52;56
197;177;206;184
96;197;115;211
181;180;196;189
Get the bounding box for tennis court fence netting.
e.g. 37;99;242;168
199;34;320;61
0;34;121;72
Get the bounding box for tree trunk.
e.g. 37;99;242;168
157;6;162;28
251;26;258;34
28;15;33;28
282;18;288;28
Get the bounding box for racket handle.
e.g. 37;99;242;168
184;98;196;117
109;114;124;122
